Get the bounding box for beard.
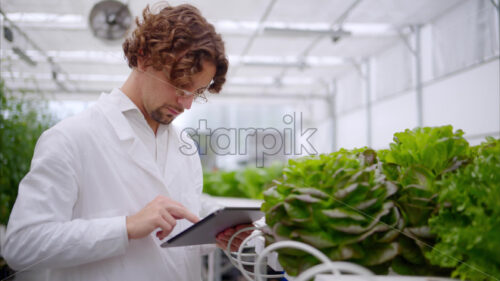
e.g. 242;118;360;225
150;105;180;125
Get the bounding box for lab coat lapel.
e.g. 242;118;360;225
96;93;171;197
162;125;181;189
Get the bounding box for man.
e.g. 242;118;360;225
3;4;251;281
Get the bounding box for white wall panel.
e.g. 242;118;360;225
374;41;413;98
336;71;364;113
337;109;367;149
371;91;418;149
312;118;334;154
432;0;499;77
423;58;500;139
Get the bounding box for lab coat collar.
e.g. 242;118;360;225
111;88;138;113
96;88;138;142
95;89;185;196
101;88;171;144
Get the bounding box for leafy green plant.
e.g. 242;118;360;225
262;149;402;275
378;126;470;275
261;126;485;277
0;79;55;225
203;163;283;199
426;137;500;281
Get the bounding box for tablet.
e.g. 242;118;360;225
161;207;264;248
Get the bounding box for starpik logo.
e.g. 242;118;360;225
179;113;318;167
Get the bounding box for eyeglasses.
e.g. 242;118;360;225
137;68;210;103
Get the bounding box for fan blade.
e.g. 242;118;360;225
107;24;115;39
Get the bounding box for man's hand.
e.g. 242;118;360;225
126;195;200;240
216;224;254;252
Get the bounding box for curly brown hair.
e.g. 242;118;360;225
123;3;228;93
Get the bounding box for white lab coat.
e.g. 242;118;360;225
3;89;217;281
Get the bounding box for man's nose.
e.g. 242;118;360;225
178;95;194;110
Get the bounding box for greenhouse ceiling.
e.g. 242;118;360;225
0;0;465;101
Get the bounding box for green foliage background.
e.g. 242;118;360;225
0;79;55;225
203;163;283;199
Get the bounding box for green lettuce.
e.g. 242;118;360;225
379;126;470;275
262;148;401;275
427;137;500;281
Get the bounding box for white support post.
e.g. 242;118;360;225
326;79;338;152
399;25;423;128
362;58;373;147
214;248;221;281
414;25;423;127
207;251;215;281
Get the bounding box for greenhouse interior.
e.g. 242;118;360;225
0;0;499;280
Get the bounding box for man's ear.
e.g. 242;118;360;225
137;55;148;71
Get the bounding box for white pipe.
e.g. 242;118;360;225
224;227;284;280
294;262;374;281
254;240;341;281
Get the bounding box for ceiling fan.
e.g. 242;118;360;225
88;0;132;41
